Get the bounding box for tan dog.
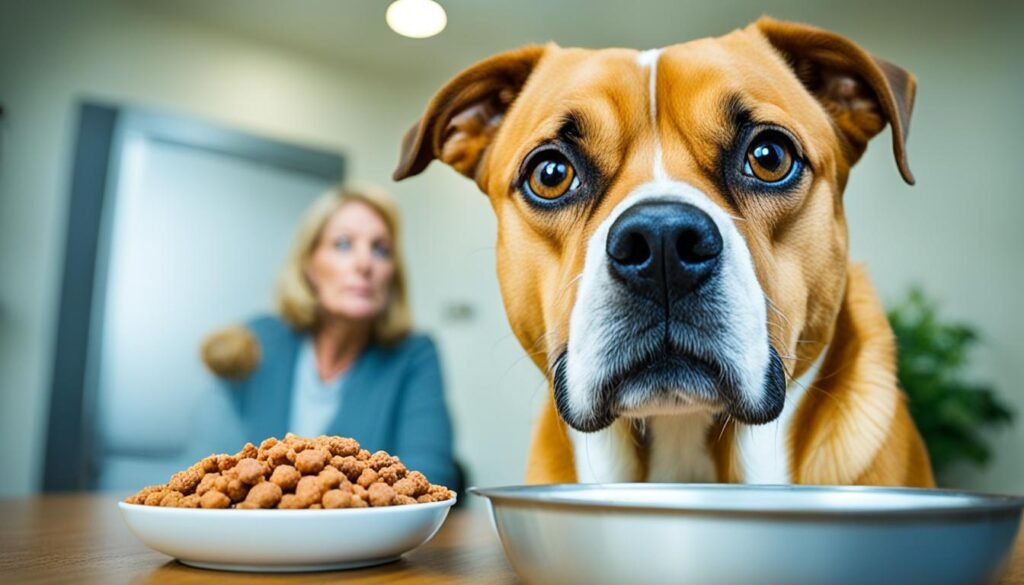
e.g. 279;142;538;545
395;18;934;487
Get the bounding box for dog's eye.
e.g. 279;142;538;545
524;151;580;201
744;130;797;184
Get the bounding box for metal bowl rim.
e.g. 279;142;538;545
468;483;1024;518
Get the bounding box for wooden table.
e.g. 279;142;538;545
2;494;1022;584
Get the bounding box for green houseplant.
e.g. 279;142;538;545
887;289;1014;478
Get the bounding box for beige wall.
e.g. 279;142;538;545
1;0;1021;496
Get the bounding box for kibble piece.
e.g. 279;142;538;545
284;433;316;453
322;489;351;509
395;494;417;505
279;494;305;509
356;468;379;488
238;481;282;509
126;485;162;505
338;457;366;481
224;478;249;502
356;449;371;461
349;494;368;508
236;442;258;460
168;465;205;495
318;466;345;490
213;475;230;493
428;484;455;500
257;437;279;459
367;450;396;471
234;458;264;485
322;436;360;457
417;485;456;503
217;453;240;472
200;490;231;509
270;464;301;491
393;477;418;497
159;491;184;507
352;484;369;502
404;471;431;497
295;448;329;475
265;443;296;467
180;494;201;508
368;482;397;507
378;463;407;485
295;475;324;505
188;455;217;475
195;473;220;496
143;489;169;507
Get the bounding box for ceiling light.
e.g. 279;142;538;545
386;0;447;39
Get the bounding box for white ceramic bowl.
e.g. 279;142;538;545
118;498;455;572
471;484;1023;585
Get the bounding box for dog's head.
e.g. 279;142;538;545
394;18;914;432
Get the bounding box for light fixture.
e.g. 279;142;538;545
386;0;447;39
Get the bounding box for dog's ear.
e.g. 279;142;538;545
755;17;916;184
393;44;549;182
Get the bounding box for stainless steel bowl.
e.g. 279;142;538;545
470;484;1023;585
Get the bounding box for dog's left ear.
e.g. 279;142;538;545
755;17;916;184
393;44;550;183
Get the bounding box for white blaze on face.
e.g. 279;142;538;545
563;48;775;463
637;48;668;182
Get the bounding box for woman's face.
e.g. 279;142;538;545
307;200;396;322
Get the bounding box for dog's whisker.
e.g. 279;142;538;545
715;414;733;443
555;272;584;305
763;295;795;339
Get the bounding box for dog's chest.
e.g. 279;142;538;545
644;413;717;483
568;413;717;483
734;347;825;483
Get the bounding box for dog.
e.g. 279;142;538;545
394;17;934;487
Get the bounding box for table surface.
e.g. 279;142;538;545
1;494;1022;584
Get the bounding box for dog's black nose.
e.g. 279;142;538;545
606;201;723;297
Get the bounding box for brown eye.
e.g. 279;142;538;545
525;151;579;200
744;131;795;183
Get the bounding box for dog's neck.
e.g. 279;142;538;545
644;412;717;483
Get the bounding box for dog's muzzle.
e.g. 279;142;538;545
555;191;786;433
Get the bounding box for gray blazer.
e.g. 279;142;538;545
220;316;458;491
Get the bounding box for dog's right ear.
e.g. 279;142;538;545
754;17;917;185
393;44;549;182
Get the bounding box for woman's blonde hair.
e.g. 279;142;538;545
277;183;412;345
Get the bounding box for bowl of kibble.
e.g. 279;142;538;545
119;434;456;572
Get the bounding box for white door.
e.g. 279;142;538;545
92;119;336;490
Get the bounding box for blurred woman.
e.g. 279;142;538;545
201;183;458;490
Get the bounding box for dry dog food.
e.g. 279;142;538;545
125;434;455;509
